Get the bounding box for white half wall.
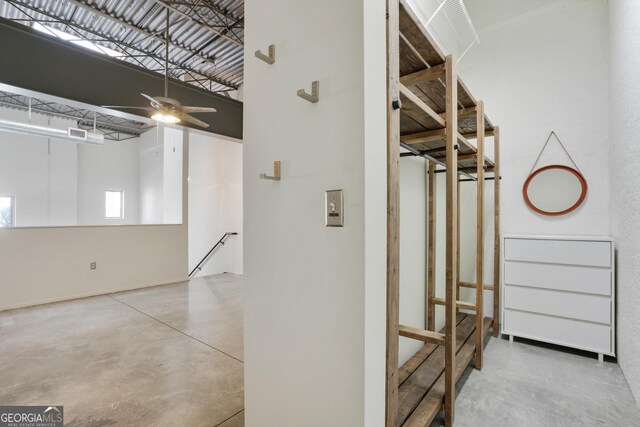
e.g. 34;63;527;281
609;0;640;403
0;130;189;311
188;131;243;276
243;0;387;425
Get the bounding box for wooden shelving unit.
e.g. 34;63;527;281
386;1;502;426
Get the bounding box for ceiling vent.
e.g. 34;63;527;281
67;127;87;140
0;118;104;145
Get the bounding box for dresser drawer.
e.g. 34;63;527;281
504;261;611;296
504;309;612;354
504;285;611;324
504;238;611;267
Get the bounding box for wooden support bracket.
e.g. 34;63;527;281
402;128;446;145
439;106;477;120
399;324;446;345
400;64;445;86
434;298;476;311
459;281;495;291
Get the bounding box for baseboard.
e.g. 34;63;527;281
0;277;189;312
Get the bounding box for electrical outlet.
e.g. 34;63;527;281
90;262;97;270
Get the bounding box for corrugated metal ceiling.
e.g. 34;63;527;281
0;89;155;141
0;0;244;94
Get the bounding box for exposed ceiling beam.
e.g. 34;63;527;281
5;0;239;91
63;0;218;68
153;0;244;47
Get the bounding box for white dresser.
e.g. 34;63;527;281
502;235;615;361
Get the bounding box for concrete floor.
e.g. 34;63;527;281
431;338;640;427
0;274;245;427
2;273;639;427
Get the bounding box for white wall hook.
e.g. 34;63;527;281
255;44;276;64
297;81;319;103
259;161;281;181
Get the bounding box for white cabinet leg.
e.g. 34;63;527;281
598;353;604;363
509;335;514;344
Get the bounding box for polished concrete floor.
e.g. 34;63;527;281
0;274;244;427
2;274;639;427
431;337;640;427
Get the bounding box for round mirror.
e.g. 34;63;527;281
523;165;587;216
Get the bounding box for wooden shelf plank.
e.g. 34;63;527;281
456;132;475;154
433;298;476;311
399;0;445;66
401;129;445;146
397;315;476;426
461;128;495;140
399;325;446;345
401;317;492;427
397;0;496;139
399;314;466;386
399;83;446;129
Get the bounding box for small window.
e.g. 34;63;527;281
105;190;124;219
0;196;15;227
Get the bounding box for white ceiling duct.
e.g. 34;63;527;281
0;118;104;145
406;0;479;62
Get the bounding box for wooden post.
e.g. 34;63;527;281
444;54;458;427
475;101;485;370
427;162;436;331
386;0;400;425
493;126;501;337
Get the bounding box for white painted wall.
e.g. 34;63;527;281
399;157;427;365
163;127;183;224
243;0;387;425
449;0;608;322
0;107;155;228
0;107;78;227
462;0;610;237
609;0;640;403
139;126;164;224
188;131;243;276
0;130;189;311
77;139;139;225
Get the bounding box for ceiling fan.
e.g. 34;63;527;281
102;9;216;128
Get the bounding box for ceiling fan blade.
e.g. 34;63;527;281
140;93;163;108
140;93;158;103
182;106;218;113
179;113;209;128
101;105;153;110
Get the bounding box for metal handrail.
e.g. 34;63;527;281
188;232;238;278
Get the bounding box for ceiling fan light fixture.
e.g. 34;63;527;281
151;111;180;124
